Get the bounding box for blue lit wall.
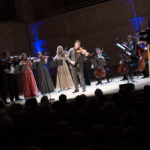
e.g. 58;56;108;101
31;22;47;54
129;0;144;31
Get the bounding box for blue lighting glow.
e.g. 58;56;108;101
31;22;47;54
129;0;144;31
130;17;144;31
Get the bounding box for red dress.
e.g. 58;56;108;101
20;60;39;98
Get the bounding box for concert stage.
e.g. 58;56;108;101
13;76;150;105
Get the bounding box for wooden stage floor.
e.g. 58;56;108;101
13;76;150;105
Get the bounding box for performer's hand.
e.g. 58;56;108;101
126;51;131;56
91;64;94;69
122;43;127;47
71;61;75;65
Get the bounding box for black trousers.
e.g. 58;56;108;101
0;73;8;102
83;62;91;85
7;74;19;101
105;66;112;82
71;67;86;90
0;73;19;102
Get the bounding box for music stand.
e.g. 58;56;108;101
50;60;63;91
14;64;27;74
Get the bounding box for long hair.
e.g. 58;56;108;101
56;45;63;55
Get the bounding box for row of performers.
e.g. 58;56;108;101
0;40;111;104
0;38;149;104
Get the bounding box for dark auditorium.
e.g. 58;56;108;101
0;0;150;150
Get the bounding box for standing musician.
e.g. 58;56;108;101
91;48;112;85
67;40;86;93
121;35;138;81
0;51;21;103
53;45;74;90
36;52;54;94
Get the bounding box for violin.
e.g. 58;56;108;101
76;47;90;57
0;56;21;64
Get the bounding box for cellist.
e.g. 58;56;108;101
91;48;112;85
121;35;138;81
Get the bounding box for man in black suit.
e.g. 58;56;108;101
67;40;86;93
0;51;21;103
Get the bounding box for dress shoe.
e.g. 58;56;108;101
72;89;79;93
15;97;22;101
96;81;102;85
82;88;86;92
107;80;110;83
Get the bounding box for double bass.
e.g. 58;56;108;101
136;44;148;72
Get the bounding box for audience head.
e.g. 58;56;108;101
59;94;67;103
40;96;49;104
25;98;38;111
95;88;104;103
0;115;13;129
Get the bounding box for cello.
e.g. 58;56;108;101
136;44;148;72
118;53;130;75
92;55;106;79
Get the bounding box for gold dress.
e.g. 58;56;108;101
56;55;74;90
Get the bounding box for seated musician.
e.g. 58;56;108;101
122;35;138;81
91;48;112;85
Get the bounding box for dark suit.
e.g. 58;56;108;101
0;59;20;102
125;41;138;79
67;47;85;90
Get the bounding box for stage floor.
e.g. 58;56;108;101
14;76;150;105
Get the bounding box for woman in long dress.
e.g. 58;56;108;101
20;53;39;98
53;45;74;90
36;52;54;94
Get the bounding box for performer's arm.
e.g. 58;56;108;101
53;55;58;61
66;48;75;65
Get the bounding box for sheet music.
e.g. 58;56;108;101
116;43;126;50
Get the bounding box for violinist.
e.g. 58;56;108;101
67;40;86;93
91;48;112;85
53;46;74;90
0;51;21;103
36;52;54;94
19;53;39;98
